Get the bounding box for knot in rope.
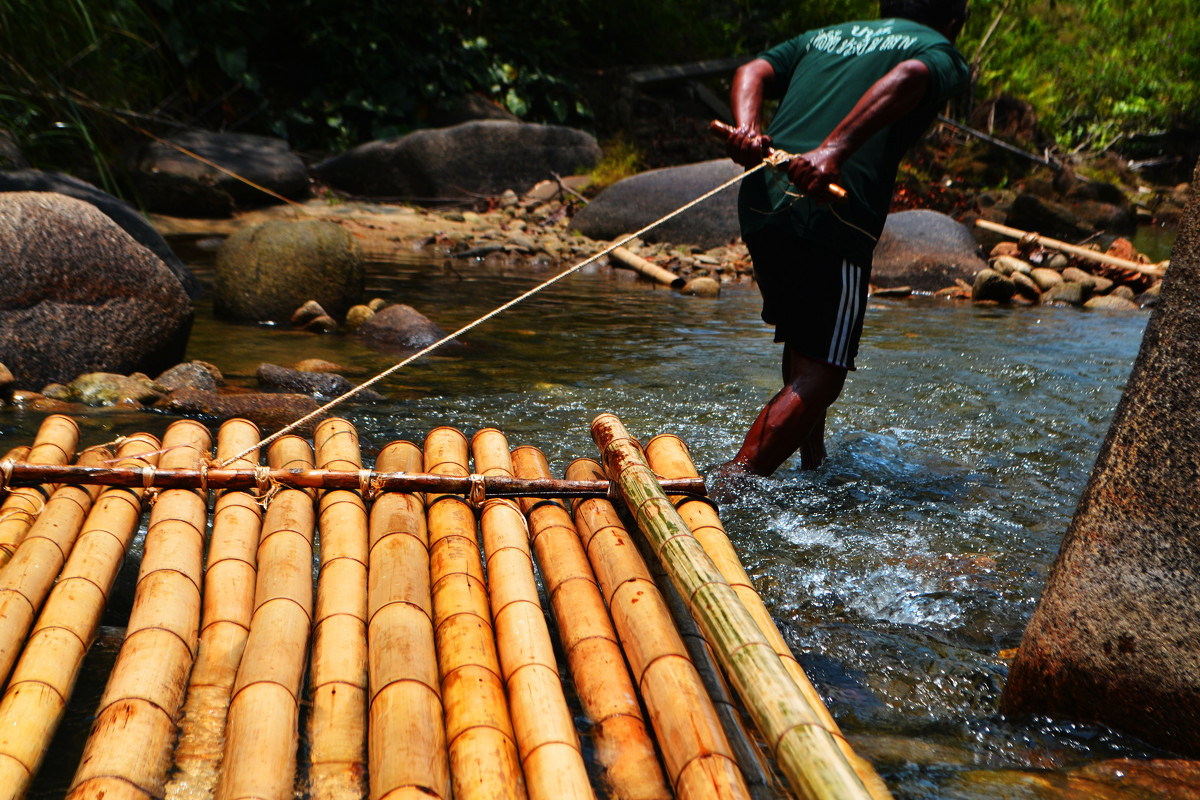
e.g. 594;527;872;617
468;474;486;509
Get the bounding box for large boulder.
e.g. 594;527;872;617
570;160;742;249
0;169;201;297
126;130;311;217
313;120;600;200
1002;157;1200;756
871;210;987;291
214;219;364;323
0;192;194;390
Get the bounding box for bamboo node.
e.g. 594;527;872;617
468;474;486;508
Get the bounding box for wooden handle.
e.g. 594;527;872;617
708;120;848;200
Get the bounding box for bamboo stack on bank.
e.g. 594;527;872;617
0;412;891;800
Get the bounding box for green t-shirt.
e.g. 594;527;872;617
738;18;968;267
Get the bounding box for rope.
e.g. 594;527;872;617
218;161;769;467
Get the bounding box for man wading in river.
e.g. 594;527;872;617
715;0;969;488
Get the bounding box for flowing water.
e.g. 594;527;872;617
5;237;1179;797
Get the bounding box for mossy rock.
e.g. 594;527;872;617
214;219;364;323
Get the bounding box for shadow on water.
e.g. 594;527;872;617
7;247;1177;798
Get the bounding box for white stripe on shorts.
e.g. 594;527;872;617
828;259;862;367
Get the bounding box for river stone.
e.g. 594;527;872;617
971;269;1015;303
1063;266;1114;294
1002;156;1200;756
156;360;223;393
214;219;364;323
0;192;194;391
1011;271;1042;302
0;169;201;297
1041;281;1089;306
1029;267;1064;291
67;372;164;406
1084;294;1139;311
989;255;1030;276
256;363;383;401
0;362;14;401
355;304;450;352
127;130;310;217
682;277;721;297
871;210;988;291
159;387;325;434
570;160;742;249
313;120;600;200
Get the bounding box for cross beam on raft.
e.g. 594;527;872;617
0;462;708;499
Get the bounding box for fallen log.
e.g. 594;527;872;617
975;219;1167;277
609;246;685;289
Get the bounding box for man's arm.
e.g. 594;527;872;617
787;58;931;199
725;58;777;168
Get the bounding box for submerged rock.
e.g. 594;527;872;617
65;372;165;406
256;363;383;401
355;304;451;352
159;387;325;434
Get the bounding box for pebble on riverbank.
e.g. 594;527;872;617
963;237;1160;309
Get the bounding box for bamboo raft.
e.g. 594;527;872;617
0;413;893;800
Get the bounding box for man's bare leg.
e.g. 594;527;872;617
720;346;846;477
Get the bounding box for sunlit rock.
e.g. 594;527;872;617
1003;157;1200;756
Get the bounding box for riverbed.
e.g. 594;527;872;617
8;235;1177;798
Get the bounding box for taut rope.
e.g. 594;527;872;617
219;161;769;466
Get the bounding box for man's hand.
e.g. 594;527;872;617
785;144;845;203
725;126;774;169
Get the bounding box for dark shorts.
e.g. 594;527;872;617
744;227;870;371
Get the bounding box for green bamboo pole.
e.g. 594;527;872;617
563;458;753;800
0;433;160;799
591;414;871;800
644;434;892;800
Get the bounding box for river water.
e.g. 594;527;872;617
8;237;1178;797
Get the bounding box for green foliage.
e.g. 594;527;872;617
587;136;647;192
959;0;1200;149
1;0;1196;182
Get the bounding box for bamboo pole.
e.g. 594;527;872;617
644;434;893;800
166;418;264;800
509;446;671;800
309;418;369;800
425;427;526;800
470;429;595;800
367;439;450;800
564;457;752;800
0;446;109;689
974;218;1167;276
610;246;686;289
216;436;316;800
0;462;706;499
67;419;213;800
591;413;870;800
0;414;80;568
0;432;160;800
